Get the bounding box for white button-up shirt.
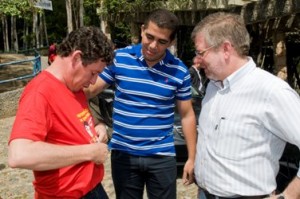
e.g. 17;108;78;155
195;57;300;197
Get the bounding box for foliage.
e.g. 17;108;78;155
98;0;166;20
44;0;68;44
97;0;232;21
167;0;192;10
166;0;232;10
109;21;131;47
83;0;100;26
0;0;34;17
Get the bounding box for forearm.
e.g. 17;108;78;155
181;114;197;161
8;139;100;171
283;176;300;198
181;113;197;185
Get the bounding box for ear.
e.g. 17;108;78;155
71;50;82;66
222;41;233;59
140;24;145;37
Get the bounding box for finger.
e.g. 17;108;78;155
182;172;189;185
188;175;194;184
184;172;194;185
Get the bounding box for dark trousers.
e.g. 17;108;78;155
81;183;109;199
111;150;177;199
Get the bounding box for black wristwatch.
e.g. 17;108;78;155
277;193;285;199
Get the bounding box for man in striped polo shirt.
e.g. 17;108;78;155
86;8;197;199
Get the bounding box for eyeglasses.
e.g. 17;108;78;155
194;45;216;57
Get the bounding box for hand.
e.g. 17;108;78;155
182;158;195;185
95;123;108;143
91;142;109;165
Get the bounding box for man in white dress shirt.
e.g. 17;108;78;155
191;12;300;199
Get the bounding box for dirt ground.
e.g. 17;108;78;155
0;54;34;93
0;54;48;119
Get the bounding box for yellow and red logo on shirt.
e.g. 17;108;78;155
77;109;99;143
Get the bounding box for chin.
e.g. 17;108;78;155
145;53;160;61
144;53;153;60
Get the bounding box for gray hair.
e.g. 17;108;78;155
191;12;250;56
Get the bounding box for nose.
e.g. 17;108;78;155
149;40;158;49
193;56;203;66
90;74;98;85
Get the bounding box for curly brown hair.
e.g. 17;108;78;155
57;26;114;66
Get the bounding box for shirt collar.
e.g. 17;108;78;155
213;57;256;90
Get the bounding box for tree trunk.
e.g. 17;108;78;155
33;11;38;48
11;16;19;52
23;21;28;50
100;20;111;40
39;12;44;47
43;12;49;46
10;16;14;51
99;0;111;40
79;0;84;27
2;16;9;52
66;0;73;33
73;0;78;29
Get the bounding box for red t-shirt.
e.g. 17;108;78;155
9;71;104;198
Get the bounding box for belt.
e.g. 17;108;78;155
203;190;269;199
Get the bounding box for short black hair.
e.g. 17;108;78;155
144;9;179;41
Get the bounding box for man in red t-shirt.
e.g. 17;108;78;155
8;26;114;199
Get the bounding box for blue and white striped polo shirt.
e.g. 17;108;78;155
99;44;191;156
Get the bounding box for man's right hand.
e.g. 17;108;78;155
91;142;109;165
